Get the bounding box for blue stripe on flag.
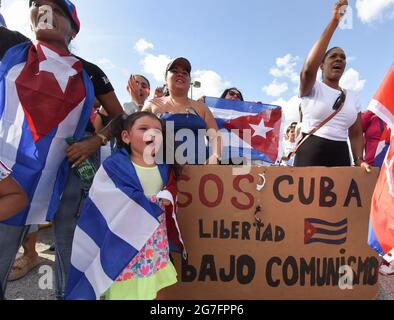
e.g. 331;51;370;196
100;227;139;280
77;197;139;280
306;238;347;245
66;266;96;300
0;42;31;119
205;97;280;114
6;122;57;226
314;227;348;236
306;218;348;228
78;198;109;247
368;222;384;257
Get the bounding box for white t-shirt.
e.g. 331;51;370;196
300;81;361;142
123;101;139;115
283;139;297;157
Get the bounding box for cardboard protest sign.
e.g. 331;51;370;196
162;166;380;300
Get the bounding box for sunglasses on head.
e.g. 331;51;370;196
333;89;346;111
228;90;241;99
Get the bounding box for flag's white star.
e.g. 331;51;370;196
250;118;273;139
39;45;79;93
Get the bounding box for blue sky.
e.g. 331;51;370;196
3;0;394;123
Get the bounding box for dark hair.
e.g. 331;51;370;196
111;112;162;153
131;74;151;90
286;123;297;134
322;47;343;63
162;84;170;97
220;88;244;102
111;111;183;180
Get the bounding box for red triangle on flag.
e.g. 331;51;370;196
223;109;282;162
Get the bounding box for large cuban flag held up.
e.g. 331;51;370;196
0;40;94;226
66;149;183;300
368;63;394;264
205;97;282;164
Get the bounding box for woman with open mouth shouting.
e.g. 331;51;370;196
295;0;370;172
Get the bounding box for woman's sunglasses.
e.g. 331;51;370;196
333;90;346;111
228;90;241;99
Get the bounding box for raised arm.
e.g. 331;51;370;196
300;0;348;97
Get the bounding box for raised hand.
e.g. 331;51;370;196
333;0;348;22
127;76;145;106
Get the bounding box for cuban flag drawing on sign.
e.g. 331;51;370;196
66;149;183;300
0;41;94;226
205;97;282;164
304;218;348;245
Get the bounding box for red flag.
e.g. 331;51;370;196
368;65;394;130
368;135;394;259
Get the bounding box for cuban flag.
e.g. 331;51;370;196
304;218;348;245
205;97;282;164
368;64;394;263
66;149;183;300
0;41;94;226
368;133;394;262
369;64;394;131
373;127;391;168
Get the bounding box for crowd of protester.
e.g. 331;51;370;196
0;0;393;300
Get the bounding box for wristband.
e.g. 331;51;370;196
96;133;108;146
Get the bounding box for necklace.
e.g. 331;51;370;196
169;97;190;112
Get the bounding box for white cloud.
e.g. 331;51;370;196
97;58;115;71
271;96;301;125
356;0;394;23
191;70;231;99
262;79;289;97
134;38;154;54
339;68;366;92
2;0;31;36
270;54;300;83
141;53;172;83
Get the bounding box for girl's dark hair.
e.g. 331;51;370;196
111;111;183;180
220;87;244;102
111;112;162;153
322;47;343;63
132;74;151;89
